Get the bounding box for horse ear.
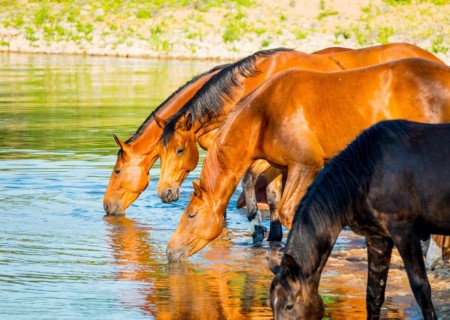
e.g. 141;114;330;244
176;112;193;131
268;257;282;275
192;179;203;198
284;254;300;280
154;115;167;129
113;134;128;151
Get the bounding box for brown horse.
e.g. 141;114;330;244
102;64;226;215
102;46;349;216
157;43;444;241
165;58;450;261
269;120;450;320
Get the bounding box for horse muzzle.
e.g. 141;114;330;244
103;201;125;215
159;187;180;203
166;246;189;262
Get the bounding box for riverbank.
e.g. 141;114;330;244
0;0;449;63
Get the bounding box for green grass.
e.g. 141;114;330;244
384;0;411;4
0;0;448;59
333;29;350;44
431;35;449;54
377;27;394;44
222;11;249;43
317;10;338;20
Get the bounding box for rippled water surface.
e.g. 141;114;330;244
0;53;424;319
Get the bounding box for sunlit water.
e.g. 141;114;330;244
0;53;424;319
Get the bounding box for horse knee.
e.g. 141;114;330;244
278;211;293;229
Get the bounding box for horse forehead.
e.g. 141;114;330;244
271;278;287;298
187;195;206;211
173;129;196;142
113;158;145;175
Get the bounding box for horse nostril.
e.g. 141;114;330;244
166;188;173;197
103;202;110;213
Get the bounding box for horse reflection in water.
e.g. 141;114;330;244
103;216;274;319
104;216;418;319
269;120;450;320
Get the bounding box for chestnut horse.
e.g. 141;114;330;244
165;58;450;261
157;43;444;242
102;47;340;215
102;64;227;215
269;120;450;320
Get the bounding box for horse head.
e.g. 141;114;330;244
103;135;151;215
157;113;199;203
166;180;224;261
269;255;324;320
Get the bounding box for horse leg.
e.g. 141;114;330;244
391;229;437;320
241;169;263;245
425;235;444;270
265;170;283;242
236;174;269;209
241;160;273;245
365;237;394;320
277;163;321;229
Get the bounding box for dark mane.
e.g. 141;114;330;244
161;47;294;146
125;63;228;144
284;120;417;276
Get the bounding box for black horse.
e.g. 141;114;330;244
269;120;450;320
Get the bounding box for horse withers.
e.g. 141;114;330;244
269;120;450;320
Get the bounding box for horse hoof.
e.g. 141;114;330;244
252;225;266;246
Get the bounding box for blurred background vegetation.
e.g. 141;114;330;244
0;0;448;59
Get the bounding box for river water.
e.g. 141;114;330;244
0;53;425;319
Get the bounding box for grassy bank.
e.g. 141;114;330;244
0;0;449;61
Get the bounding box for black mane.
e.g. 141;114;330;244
125;63;228;144
284;120;417;276
161;47;293;146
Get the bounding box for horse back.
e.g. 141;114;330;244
387;58;450;122
327;42;445;68
369;122;450;235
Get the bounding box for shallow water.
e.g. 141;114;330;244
0;53;425;319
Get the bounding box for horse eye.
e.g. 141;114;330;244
187;212;196;219
176;147;185;156
286;304;294;311
114;168;121;174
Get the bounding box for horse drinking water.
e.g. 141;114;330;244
269;120;450;320
165;58;450;261
157;43;444;242
102;46;359;216
102;64;226;215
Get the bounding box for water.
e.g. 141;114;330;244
0;53;425;319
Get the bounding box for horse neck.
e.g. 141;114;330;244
193;52;315;139
128;68;221;165
128;120;162;169
192;53;294;138
285;207;345;290
200;143;253;214
196;128;218;150
194;118;224;141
